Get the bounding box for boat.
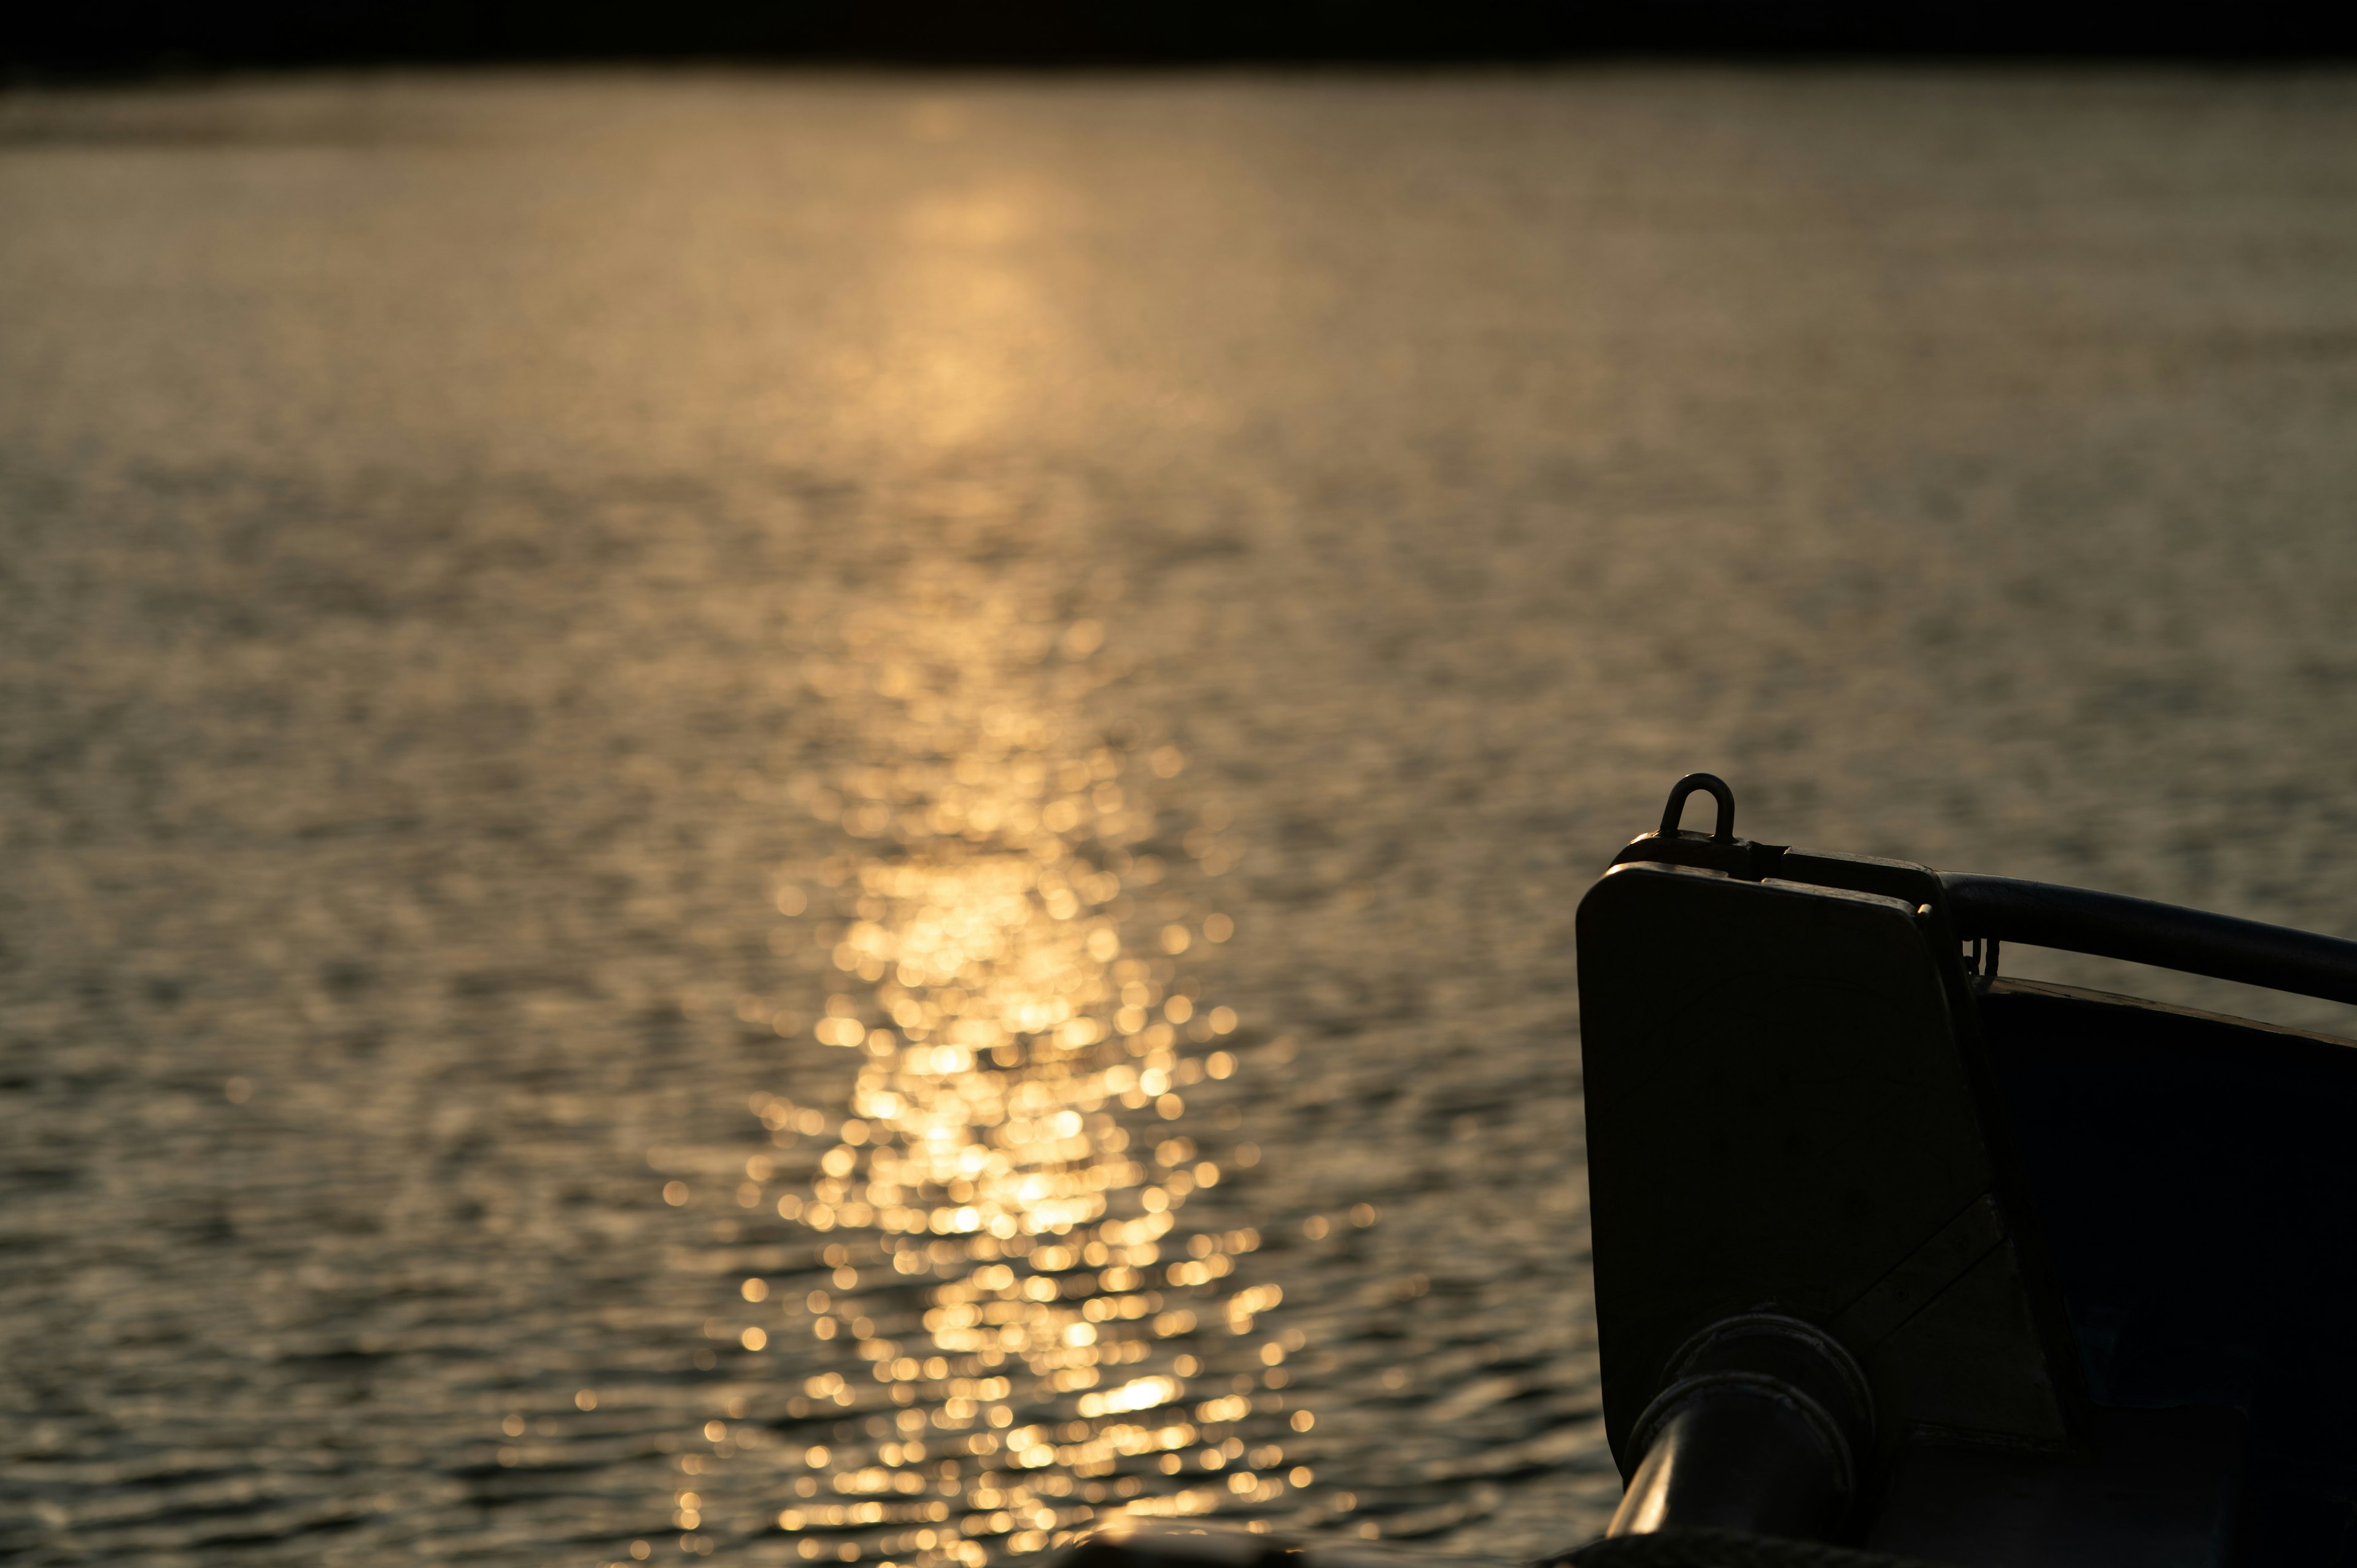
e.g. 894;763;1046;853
1053;774;2357;1567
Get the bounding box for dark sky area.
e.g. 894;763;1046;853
10;1;2357;74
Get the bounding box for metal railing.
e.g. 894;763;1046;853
1941;874;2357;1008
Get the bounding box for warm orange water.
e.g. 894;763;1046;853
4;68;2357;1568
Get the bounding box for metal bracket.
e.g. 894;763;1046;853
1660;773;1737;843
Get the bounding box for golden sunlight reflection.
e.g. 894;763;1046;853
686;579;1313;1567
838;185;1062;452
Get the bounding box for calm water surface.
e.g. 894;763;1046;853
6;68;2357;1567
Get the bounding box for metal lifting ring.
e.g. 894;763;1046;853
1659;773;1736;843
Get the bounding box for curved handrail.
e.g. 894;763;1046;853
1941;874;2357;1009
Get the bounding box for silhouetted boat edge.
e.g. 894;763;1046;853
1051;774;2357;1567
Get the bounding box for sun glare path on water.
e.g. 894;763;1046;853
656;585;1323;1566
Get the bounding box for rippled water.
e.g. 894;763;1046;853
6;68;2357;1568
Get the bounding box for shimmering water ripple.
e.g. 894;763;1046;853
660;582;1337;1567
6;68;2357;1568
